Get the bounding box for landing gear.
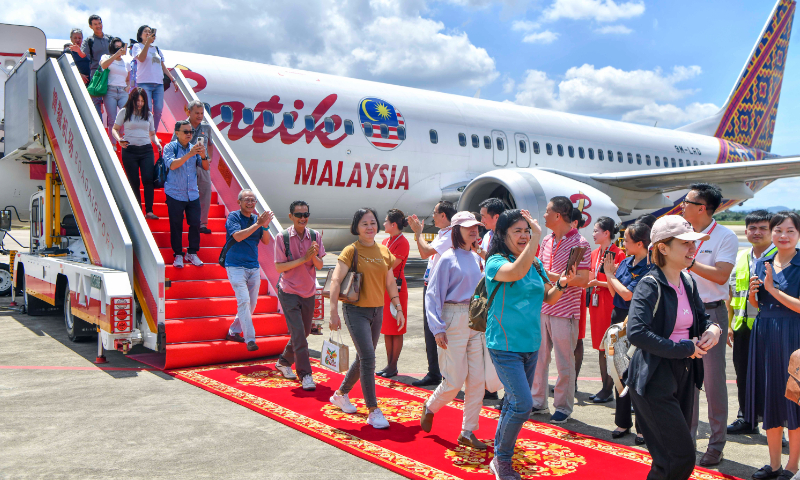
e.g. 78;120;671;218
64;286;93;342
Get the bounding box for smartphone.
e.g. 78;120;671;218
605;250;615;259
197;136;205;146
151;28;157;36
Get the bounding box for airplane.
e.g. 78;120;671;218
2;0;799;251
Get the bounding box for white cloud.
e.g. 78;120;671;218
502;77;516;93
0;0;498;91
512;20;540;31
542;0;645;23
511;64;718;127
594;24;633;34
523;30;560;43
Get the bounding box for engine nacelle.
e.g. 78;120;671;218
458;169;621;249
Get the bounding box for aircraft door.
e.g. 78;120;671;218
492;130;508;167
515;133;531;168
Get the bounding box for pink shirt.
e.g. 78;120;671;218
274;226;326;298
668;280;693;342
538;229;592;319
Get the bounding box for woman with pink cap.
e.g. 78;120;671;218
419;211;487;450
625;215;722;480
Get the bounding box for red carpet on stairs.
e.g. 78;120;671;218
115;132;289;370
130;357;741;480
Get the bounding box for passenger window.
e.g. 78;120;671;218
496;137;505;151
678;158;684;167
617;151;623;163
579;147;585;159
598;149;604;161
546;143;553;155
628;153;634;164
305;115;315;131
655;156;660;167
220;105;234;123
430;129;438;144
671;158;676;167
568;146;575;157
458;133;467;147
283;112;295;129
397;126;406;140
324;117;334;133
263;111;275;127
635;154;642;165
645;155;651;166
533;141;540;154
344;120;354;135
380;124;389;139
472;134;479;148
693;160;698;166
242;108;255;125
484;136;491;149
557;144;564;156
519;140;527;153
609;150;614;163
363;122;373;137
203;103;211;114
588;148;594;160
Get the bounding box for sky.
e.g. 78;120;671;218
3;0;798;209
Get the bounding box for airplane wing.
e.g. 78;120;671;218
547;156;800;193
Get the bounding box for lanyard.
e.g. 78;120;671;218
692;220;717;260
386;233;402;250
595;246;610;275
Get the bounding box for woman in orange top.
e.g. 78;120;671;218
378;209;410;378
587;216;625;403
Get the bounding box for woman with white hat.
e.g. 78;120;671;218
626;215;722;480
419;211;488;450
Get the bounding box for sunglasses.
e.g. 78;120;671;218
681;199;706;207
180;129;195;135
292;212;310;218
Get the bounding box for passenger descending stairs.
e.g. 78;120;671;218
125;133;289;369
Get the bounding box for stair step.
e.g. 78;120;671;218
153;232;228;248
147;217;226;233
142;190;219;204
165;313;287;343
160;247;222;264
165;295;278;319
166;264;229;281
163;335;291;370
167;279;269;299
146;203;226;218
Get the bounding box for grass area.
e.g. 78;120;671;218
718;221;745;226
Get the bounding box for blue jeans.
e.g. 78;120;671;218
489;348;539;462
226;267;261;343
137;82;164;131
103;86;127;144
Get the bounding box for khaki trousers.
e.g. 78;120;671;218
425;304;485;433
531;313;578;416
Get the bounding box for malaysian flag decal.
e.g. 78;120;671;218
358;97;406;151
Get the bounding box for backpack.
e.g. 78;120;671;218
219;214;255;267
153;142;176;189
468;254;549;332
281;228;317;261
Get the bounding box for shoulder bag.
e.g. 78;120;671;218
86;66;109;97
219;214;255;267
787;349;800;405
153;143;176;189
322;243;362;303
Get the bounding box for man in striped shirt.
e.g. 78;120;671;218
531;196;592;424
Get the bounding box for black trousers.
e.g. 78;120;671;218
611;307;640;431
631;358;696;480
422;284;441;379
732;324;752;419
121;144;155;213
165;194;200;257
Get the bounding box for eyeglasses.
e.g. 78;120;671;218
681;199;706;207
180;129;195;135
292;212;310;218
241;198;256;203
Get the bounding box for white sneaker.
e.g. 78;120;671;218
275;363;297;380
184;253;203;267
367;409;390;429
329;392;357;413
173;255;184;269
301;374;316;391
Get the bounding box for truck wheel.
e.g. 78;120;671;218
23;274;52;316
0;263;11;297
64;287;93;342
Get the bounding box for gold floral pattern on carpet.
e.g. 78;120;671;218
446;439;586;477
321;397;425;424
235;369;330;389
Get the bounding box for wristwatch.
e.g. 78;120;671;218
202;156;209;161
555;280;566;291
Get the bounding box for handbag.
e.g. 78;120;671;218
321;331;350;373
153;154;168;189
322;243;362;303
786;349;800;405
86;67;109;97
219;214;254;267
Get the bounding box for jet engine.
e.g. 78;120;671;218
458;169;621;249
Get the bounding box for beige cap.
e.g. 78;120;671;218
450;211;484;228
650;215;710;244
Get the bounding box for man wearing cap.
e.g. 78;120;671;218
681;183;739;466
531;196;591;424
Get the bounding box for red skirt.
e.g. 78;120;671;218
588;286;615;350
381;279;408;335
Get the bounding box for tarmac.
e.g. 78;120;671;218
0;224;785;479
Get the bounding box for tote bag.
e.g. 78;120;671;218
321;331;350;373
86;67;109;97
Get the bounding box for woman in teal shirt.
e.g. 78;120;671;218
484;209;576;479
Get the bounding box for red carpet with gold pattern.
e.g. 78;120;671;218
151;358;740;480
